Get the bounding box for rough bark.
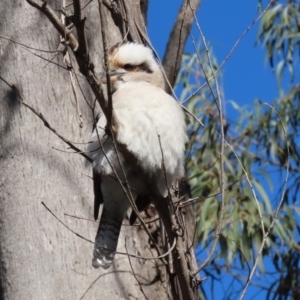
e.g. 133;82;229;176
0;0;201;299
0;1;165;299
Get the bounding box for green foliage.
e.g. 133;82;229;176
179;41;300;298
257;0;300;88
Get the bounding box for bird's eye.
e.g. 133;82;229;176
124;64;134;71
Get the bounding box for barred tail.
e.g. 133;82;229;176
92;208;123;269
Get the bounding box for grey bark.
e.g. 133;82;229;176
162;0;201;93
0;1;166;299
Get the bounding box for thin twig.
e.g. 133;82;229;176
67;58;84;128
186;156;220;181
26;0;78;49
190;7;226;275
162;0;201;91
66;159;92;179
42;201;177;261
93;4;165;262
98;0;114;130
188;220;199;252
125;238;149;300
0;75;92;163
23;47;85;78
73;64;94;110
183;106;204;126
79;271;132;300
239;103;290;300
182;1;273;105
25;0;112;126
179;178;241;208
135;27;180;101
91;108;165;264
64;212;160;226
64;213;96;222
0;34;60;53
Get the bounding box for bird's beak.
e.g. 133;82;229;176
100;70;125;84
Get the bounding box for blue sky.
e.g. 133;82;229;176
148;1;280;108
148;1;285;299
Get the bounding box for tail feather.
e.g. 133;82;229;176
92;245;116;269
92;209;123;269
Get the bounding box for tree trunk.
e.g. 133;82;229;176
0;1;166;299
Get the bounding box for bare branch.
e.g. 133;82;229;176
0;34;60;53
239;103;290;300
24;2;199;298
121;0;147;43
191;9;226;275
25;0;113;137
125;238;149;300
182;0;273;105
140;0;149;25
98;0;114;131
162;0;201;93
43;200;176;261
26;0;78;50
152;196;196;300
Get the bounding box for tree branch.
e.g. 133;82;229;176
140;0;149;26
152;197;195;300
26;0;78;50
98;0;114;131
25;0;114;136
162;0;201;93
121;0;147;43
24;2;198;298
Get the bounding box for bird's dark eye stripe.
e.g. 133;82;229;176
140;62;153;73
122;62;153;73
124;64;134;71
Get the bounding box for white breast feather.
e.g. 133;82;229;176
88;81;187;195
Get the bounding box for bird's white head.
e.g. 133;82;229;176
102;42;165;91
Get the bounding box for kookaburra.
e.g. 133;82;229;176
87;42;187;269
